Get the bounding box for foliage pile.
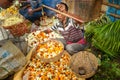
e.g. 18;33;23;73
85;15;120;57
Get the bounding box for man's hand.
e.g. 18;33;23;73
28;8;34;15
44;29;52;34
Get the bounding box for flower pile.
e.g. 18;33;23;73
23;53;78;80
0;5;18;20
36;40;63;59
26;31;63;47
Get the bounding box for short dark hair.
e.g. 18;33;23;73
60;2;69;11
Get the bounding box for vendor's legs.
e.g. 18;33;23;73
19;8;28;16
19;9;42;22
66;43;86;55
26;11;42;22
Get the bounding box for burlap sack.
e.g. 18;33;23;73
0;40;26;79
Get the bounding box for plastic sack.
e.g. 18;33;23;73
0;41;26;79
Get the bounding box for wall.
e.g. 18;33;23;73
62;0;102;21
62;0;75;14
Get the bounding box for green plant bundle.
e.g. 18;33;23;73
85;15;120;57
85;15;111;43
92;20;120;57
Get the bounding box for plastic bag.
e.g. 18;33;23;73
0;41;26;79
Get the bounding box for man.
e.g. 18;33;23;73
0;0;14;9
19;0;61;22
45;2;86;55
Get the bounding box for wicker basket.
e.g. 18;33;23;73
3;20;31;37
33;39;64;63
70;51;98;78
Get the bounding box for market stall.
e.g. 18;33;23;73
0;2;87;80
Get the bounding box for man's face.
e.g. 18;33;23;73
56;4;67;22
0;0;12;9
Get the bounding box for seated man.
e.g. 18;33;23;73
45;2;87;55
0;0;13;9
19;0;61;22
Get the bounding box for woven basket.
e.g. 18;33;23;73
3;20;31;37
33;39;64;63
70;51;98;78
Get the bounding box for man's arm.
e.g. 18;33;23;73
28;6;43;15
32;6;43;12
28;0;43;15
43;22;60;34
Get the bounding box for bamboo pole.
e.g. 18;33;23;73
102;1;120;9
42;4;84;23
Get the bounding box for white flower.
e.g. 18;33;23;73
47;72;52;78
